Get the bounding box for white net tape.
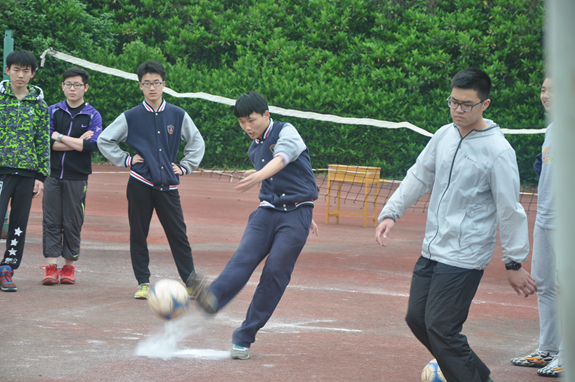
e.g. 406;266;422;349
40;49;545;137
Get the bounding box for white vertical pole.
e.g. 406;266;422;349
547;0;575;380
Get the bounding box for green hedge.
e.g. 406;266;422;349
1;0;546;185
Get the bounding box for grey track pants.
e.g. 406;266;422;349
42;177;87;261
532;224;561;353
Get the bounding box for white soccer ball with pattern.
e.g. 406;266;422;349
148;279;189;320
421;359;447;382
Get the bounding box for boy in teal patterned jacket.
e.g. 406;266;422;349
0;50;50;291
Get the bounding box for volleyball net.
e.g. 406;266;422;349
194;166;538;215
41;49;540;216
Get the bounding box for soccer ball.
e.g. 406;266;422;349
421;359;447;382
148;279;189;320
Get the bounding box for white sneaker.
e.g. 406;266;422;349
537;356;564;377
230;344;250;360
510;349;554;368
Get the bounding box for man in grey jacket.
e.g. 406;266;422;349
375;68;537;382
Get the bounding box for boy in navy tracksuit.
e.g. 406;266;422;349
191;91;318;360
97;60;205;299
42;67;102;285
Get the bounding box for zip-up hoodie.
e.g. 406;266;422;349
378;120;529;270
48;100;102;180
0;80;50;181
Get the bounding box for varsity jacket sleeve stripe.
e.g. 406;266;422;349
97;113;130;167
178;112;205;174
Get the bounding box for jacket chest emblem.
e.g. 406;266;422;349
269;143;275;154
167;124;174;135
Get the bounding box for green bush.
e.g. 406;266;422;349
1;0;546;185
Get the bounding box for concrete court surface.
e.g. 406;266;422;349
0;164;545;382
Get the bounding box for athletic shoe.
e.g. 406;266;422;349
0;265;17;292
185;270;200;299
60;265;75;284
186;287;196;300
511;349;553;367
186;271;218;313
134;283;150;299
537;356;563;377
230;344;250;360
42;264;60;285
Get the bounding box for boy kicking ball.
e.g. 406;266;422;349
189;91;318;359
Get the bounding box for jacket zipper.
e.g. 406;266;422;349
59;108;92;179
427;131;467;258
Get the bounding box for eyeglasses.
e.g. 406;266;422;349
140;81;165;88
63;82;85;89
446;97;485;112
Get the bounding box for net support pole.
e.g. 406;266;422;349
3;30;14;81
547;0;575;377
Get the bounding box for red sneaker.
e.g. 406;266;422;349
42;264;59;285
0;265;17;291
60;265;75;284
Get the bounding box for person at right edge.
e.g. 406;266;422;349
375;68;537;382
510;76;564;378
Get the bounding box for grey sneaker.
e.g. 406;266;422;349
537;356;563;377
230;344;250;360
511;349;553;368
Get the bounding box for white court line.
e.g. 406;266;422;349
172;349;230;359
214;313;362;333
288;283;537;310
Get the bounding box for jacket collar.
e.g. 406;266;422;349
142;99;166;113
255;118;274;145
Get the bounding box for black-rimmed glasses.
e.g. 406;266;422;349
63;82;85;89
140;81;165;88
446;97;485;112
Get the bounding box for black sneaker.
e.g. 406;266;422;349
186;271;218;314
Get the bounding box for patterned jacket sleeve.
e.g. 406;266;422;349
35;100;51;181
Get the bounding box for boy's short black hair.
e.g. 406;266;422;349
62;67;89;84
136;60;166;82
6;50;38;73
234;91;269;118
450;68;491;101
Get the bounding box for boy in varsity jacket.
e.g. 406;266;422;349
0;50;50;292
42;67;102;285
190;91;319;360
97;60;205;299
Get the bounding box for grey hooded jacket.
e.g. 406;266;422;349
378;119;529;270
